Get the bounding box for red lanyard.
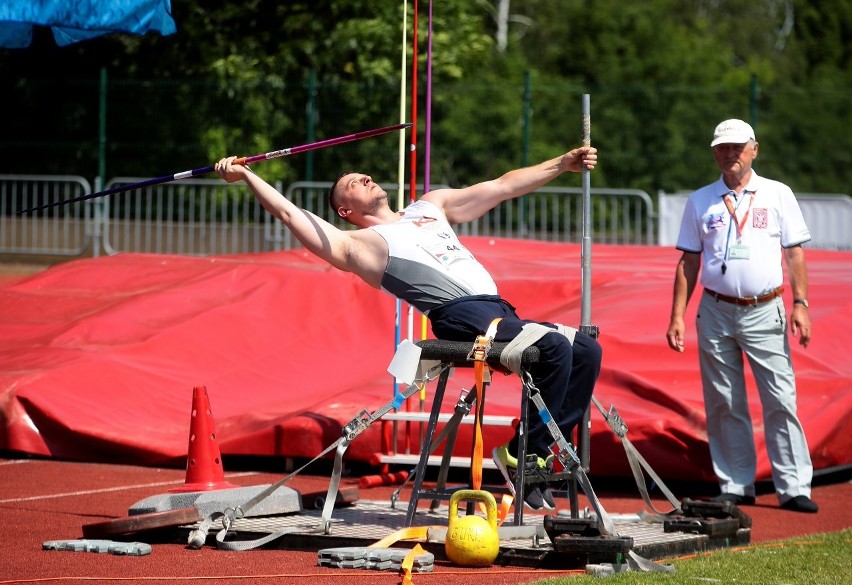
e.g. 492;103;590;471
723;190;754;240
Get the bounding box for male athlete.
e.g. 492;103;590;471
215;145;601;509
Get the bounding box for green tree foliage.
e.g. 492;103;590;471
507;0;838;193
762;0;852;192
0;0;848;195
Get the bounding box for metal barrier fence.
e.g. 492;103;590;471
99;177;277;256
0;175;94;256
657;191;852;251
456;187;656;245
1;174;664;258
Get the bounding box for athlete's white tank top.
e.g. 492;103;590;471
369;199;497;313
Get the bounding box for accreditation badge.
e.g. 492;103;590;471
729;244;751;260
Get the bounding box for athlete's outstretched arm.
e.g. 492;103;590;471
215;157;356;273
423;146;597;224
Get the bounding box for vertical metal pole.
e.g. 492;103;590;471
392;0;409;461
578;93;595;470
580;95;592;327
420;0;435;442
403;0;419;455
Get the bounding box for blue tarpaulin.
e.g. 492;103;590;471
0;0;176;48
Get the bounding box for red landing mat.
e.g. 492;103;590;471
1;240;849;482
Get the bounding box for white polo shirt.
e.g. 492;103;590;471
675;171;810;298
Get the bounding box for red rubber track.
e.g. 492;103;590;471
1;457;849;585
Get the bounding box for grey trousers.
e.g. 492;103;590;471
696;292;813;503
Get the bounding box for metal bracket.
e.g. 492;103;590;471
579;324;600;339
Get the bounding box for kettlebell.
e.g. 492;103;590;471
444;489;500;567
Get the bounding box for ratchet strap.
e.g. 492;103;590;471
520;370;617;536
498;324;615;534
318;375;439;532
189;366;443;551
591;395;681;517
501;324;681;518
498;324;675;572
466;317;502;490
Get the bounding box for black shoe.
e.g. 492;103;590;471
492;445;552;510
712;493;755;506
540;486;556;510
521;485;547;511
780;495;819;513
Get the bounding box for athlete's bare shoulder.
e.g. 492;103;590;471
342;227;390;289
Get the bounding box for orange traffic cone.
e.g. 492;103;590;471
170;386;238;493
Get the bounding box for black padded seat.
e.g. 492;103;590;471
415;339;541;372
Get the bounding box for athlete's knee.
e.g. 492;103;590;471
574;333;602;367
537;330;573;363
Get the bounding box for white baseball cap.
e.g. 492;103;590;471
710;119;756;147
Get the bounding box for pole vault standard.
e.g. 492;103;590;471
18;122;413;215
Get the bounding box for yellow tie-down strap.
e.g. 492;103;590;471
400;543;426;585
368;495;513;545
369;528;428;585
367;495;514;582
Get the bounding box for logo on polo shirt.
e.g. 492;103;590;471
706;214;726;230
753;208;768;229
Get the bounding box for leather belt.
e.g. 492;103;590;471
704;286;784;307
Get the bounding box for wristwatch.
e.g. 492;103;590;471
793;299;809;308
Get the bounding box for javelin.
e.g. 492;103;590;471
18;122;413;214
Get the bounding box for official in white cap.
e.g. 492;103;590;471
710;118;756;147
666;118;818;513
